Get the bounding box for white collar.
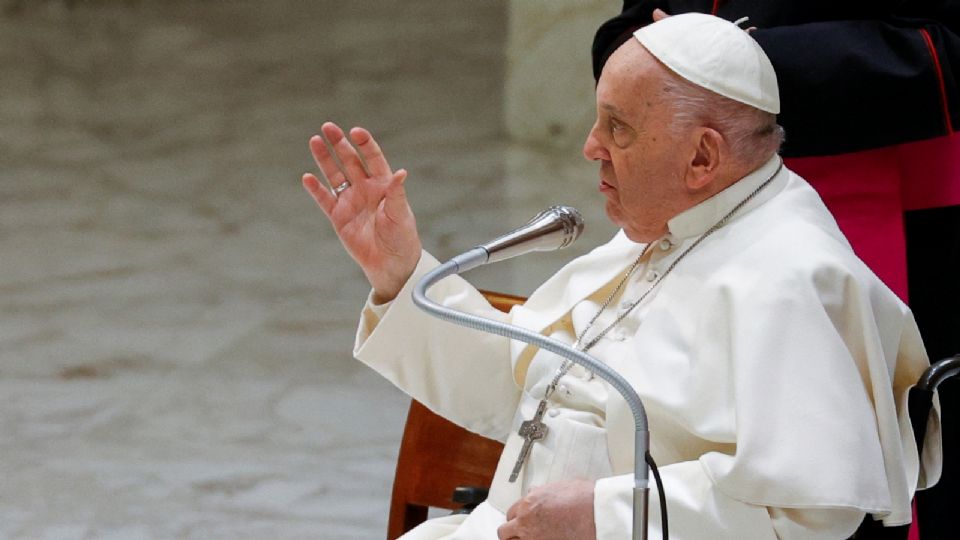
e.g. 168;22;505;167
667;155;786;240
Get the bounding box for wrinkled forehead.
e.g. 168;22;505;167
602;39;659;82
596;40;672;115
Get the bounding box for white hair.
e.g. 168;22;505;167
659;71;785;165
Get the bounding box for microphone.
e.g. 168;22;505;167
479;205;585;264
443;205;584;274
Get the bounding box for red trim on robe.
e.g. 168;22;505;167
711;0;721;16
919;28;954;135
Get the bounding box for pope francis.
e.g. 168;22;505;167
302;13;940;540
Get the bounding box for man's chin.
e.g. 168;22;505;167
603;202;628;231
621;228;647;243
604;206;649;242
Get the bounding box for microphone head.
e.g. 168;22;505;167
480;205;586;264
543;205;584;249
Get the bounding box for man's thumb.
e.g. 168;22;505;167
383;169;409;214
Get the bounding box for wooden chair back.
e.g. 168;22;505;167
386;290;525;539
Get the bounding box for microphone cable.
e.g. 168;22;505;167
646;452;668;540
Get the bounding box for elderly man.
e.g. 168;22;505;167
303;14;937;540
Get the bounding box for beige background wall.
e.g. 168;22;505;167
506;0;616;149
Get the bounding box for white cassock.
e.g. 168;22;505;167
354;156;942;539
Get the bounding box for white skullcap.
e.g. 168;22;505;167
634;13;780;114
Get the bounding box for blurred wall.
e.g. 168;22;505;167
506;0;617;150
502;0;620;291
0;2;510;538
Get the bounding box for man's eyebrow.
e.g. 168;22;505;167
601;103;629;118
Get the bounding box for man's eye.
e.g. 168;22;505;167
608;118;636;148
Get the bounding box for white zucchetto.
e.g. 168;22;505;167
634;13;781;114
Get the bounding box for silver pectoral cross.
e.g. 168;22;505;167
508;399;550;483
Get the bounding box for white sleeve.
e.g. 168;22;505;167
593;463;864;540
353;250;522;442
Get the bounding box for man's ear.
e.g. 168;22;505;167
686;127;724;191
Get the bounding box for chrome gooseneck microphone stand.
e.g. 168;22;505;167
411;210;651;540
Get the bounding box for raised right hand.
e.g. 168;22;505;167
302;122;422;303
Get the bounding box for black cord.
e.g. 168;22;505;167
645;452;668;540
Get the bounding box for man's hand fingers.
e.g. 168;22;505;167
309;134;347;190
302;173;336;217
505;497;521;522
350;126;392;177
652;8;670;21
499;499;525;538
322;122;368;184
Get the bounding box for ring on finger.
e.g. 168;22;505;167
333;180;351;195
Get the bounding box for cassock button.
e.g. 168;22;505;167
646;270;659;282
658;238;673;251
548;409;560;417
606;328;626;341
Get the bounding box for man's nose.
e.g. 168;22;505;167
583;125;609;162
